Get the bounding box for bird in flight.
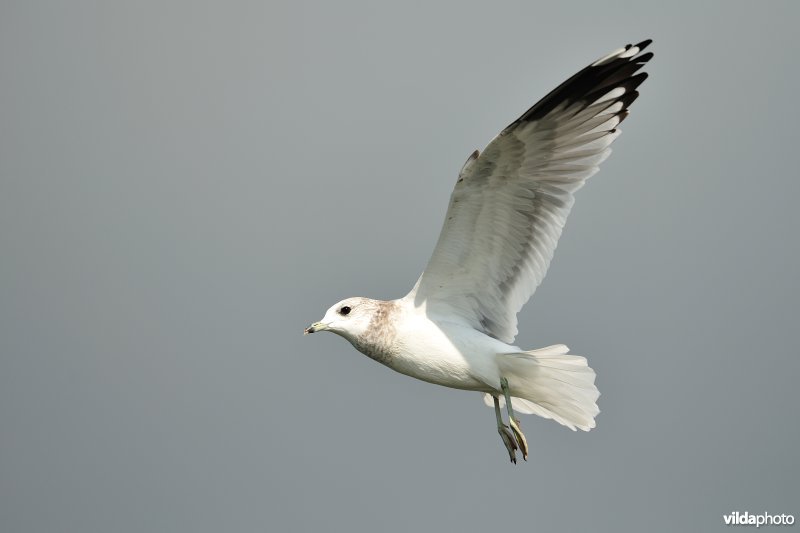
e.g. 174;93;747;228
305;40;653;463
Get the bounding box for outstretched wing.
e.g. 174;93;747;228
408;40;653;343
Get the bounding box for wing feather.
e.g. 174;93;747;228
408;40;653;343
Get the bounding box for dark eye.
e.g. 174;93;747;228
339;306;351;316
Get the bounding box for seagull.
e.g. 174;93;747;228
305;40;653;463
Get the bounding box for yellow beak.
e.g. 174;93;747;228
303;321;328;335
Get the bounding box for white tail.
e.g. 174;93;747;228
483;344;600;431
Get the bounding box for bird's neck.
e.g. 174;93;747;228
350;299;400;365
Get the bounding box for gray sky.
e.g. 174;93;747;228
1;1;798;532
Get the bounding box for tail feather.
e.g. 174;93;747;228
483;344;600;431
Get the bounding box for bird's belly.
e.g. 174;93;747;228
387;349;487;390
376;320;500;391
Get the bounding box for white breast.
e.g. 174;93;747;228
385;301;510;391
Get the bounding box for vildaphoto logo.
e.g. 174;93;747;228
723;511;795;527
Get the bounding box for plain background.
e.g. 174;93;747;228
2;1;798;532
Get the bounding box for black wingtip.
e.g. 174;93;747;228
636;52;654;64
619;89;641;109
509;40;654;127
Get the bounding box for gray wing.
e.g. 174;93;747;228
408;40;653;343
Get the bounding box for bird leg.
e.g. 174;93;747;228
493;395;518;463
501;377;529;461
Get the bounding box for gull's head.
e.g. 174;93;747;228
304;297;376;340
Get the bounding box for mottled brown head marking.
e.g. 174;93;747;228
352;300;399;364
310;297;400;366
